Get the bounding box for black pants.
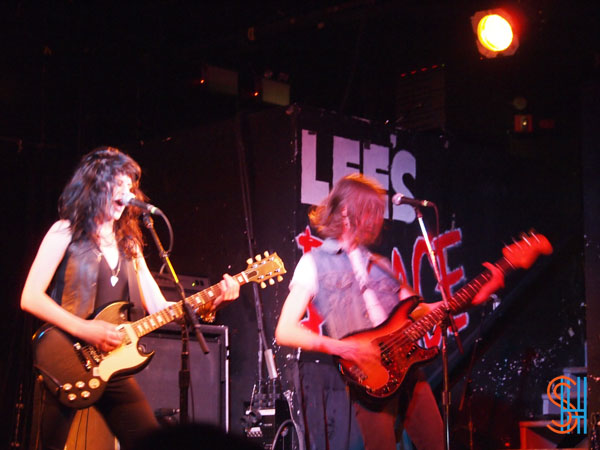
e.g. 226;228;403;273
34;376;159;450
299;360;364;450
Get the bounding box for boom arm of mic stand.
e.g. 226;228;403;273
142;212;210;426
142;213;210;354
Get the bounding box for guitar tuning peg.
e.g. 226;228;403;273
277;276;283;282
260;282;266;289
255;254;262;262
264;251;270;257
519;233;531;245
269;278;275;285
246;258;253;265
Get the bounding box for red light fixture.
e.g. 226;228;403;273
514;114;533;133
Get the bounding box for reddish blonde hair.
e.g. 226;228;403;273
309;174;385;246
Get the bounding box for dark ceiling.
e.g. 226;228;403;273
1;0;599;151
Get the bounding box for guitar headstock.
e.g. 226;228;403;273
502;231;553;270
245;251;287;288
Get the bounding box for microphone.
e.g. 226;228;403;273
120;193;161;214
391;193;434;208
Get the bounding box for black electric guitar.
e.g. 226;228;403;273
33;252;286;409
337;232;552;399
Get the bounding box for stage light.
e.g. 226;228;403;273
479;14;512;51
471;8;519;58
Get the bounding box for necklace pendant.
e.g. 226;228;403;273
110;275;119;287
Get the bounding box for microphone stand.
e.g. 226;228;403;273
458;336;481;450
142;212;209;426
414;207;461;450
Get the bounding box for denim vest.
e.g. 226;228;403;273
51;239;140;319
311;239;401;339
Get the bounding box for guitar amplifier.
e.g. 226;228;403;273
62;272;225;450
63;326;229;449
151;272;211;330
141;273;229;431
135;325;229;430
153;272;211;294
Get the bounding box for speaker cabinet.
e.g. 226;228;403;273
139;273;230;429
135;325;229;430
63;272;227;448
63;325;229;450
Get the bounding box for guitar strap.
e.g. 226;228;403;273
367;253;396;279
368;253;424;303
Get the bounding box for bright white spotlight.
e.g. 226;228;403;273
471;9;520;58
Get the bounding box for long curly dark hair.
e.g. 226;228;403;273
58;146;145;258
309;173;386;246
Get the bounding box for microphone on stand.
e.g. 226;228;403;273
391;193;434;208
120;193;161;214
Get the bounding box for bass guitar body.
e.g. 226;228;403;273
337;301;439;399
33;302;153;409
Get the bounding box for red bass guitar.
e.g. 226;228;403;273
336;232;552;399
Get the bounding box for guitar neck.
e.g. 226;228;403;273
403;257;514;341
129;271;249;338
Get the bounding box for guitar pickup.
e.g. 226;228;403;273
73;342;92;371
116;325;131;345
406;344;418;358
87;346;102;364
73;342;100;370
349;365;367;382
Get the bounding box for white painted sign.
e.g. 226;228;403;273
301;129;418;223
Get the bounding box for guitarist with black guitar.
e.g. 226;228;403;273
275;174;531;450
21;147;240;450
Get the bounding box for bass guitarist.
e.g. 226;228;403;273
275;174;504;450
21;146;240;450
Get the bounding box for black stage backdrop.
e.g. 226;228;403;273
2;104;586;449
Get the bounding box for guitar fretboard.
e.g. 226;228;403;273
130;271;248;338
399;257;514;343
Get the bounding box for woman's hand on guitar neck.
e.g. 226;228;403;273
76;319;123;353
210;273;241;310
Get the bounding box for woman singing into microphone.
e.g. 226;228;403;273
21;146;240;449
